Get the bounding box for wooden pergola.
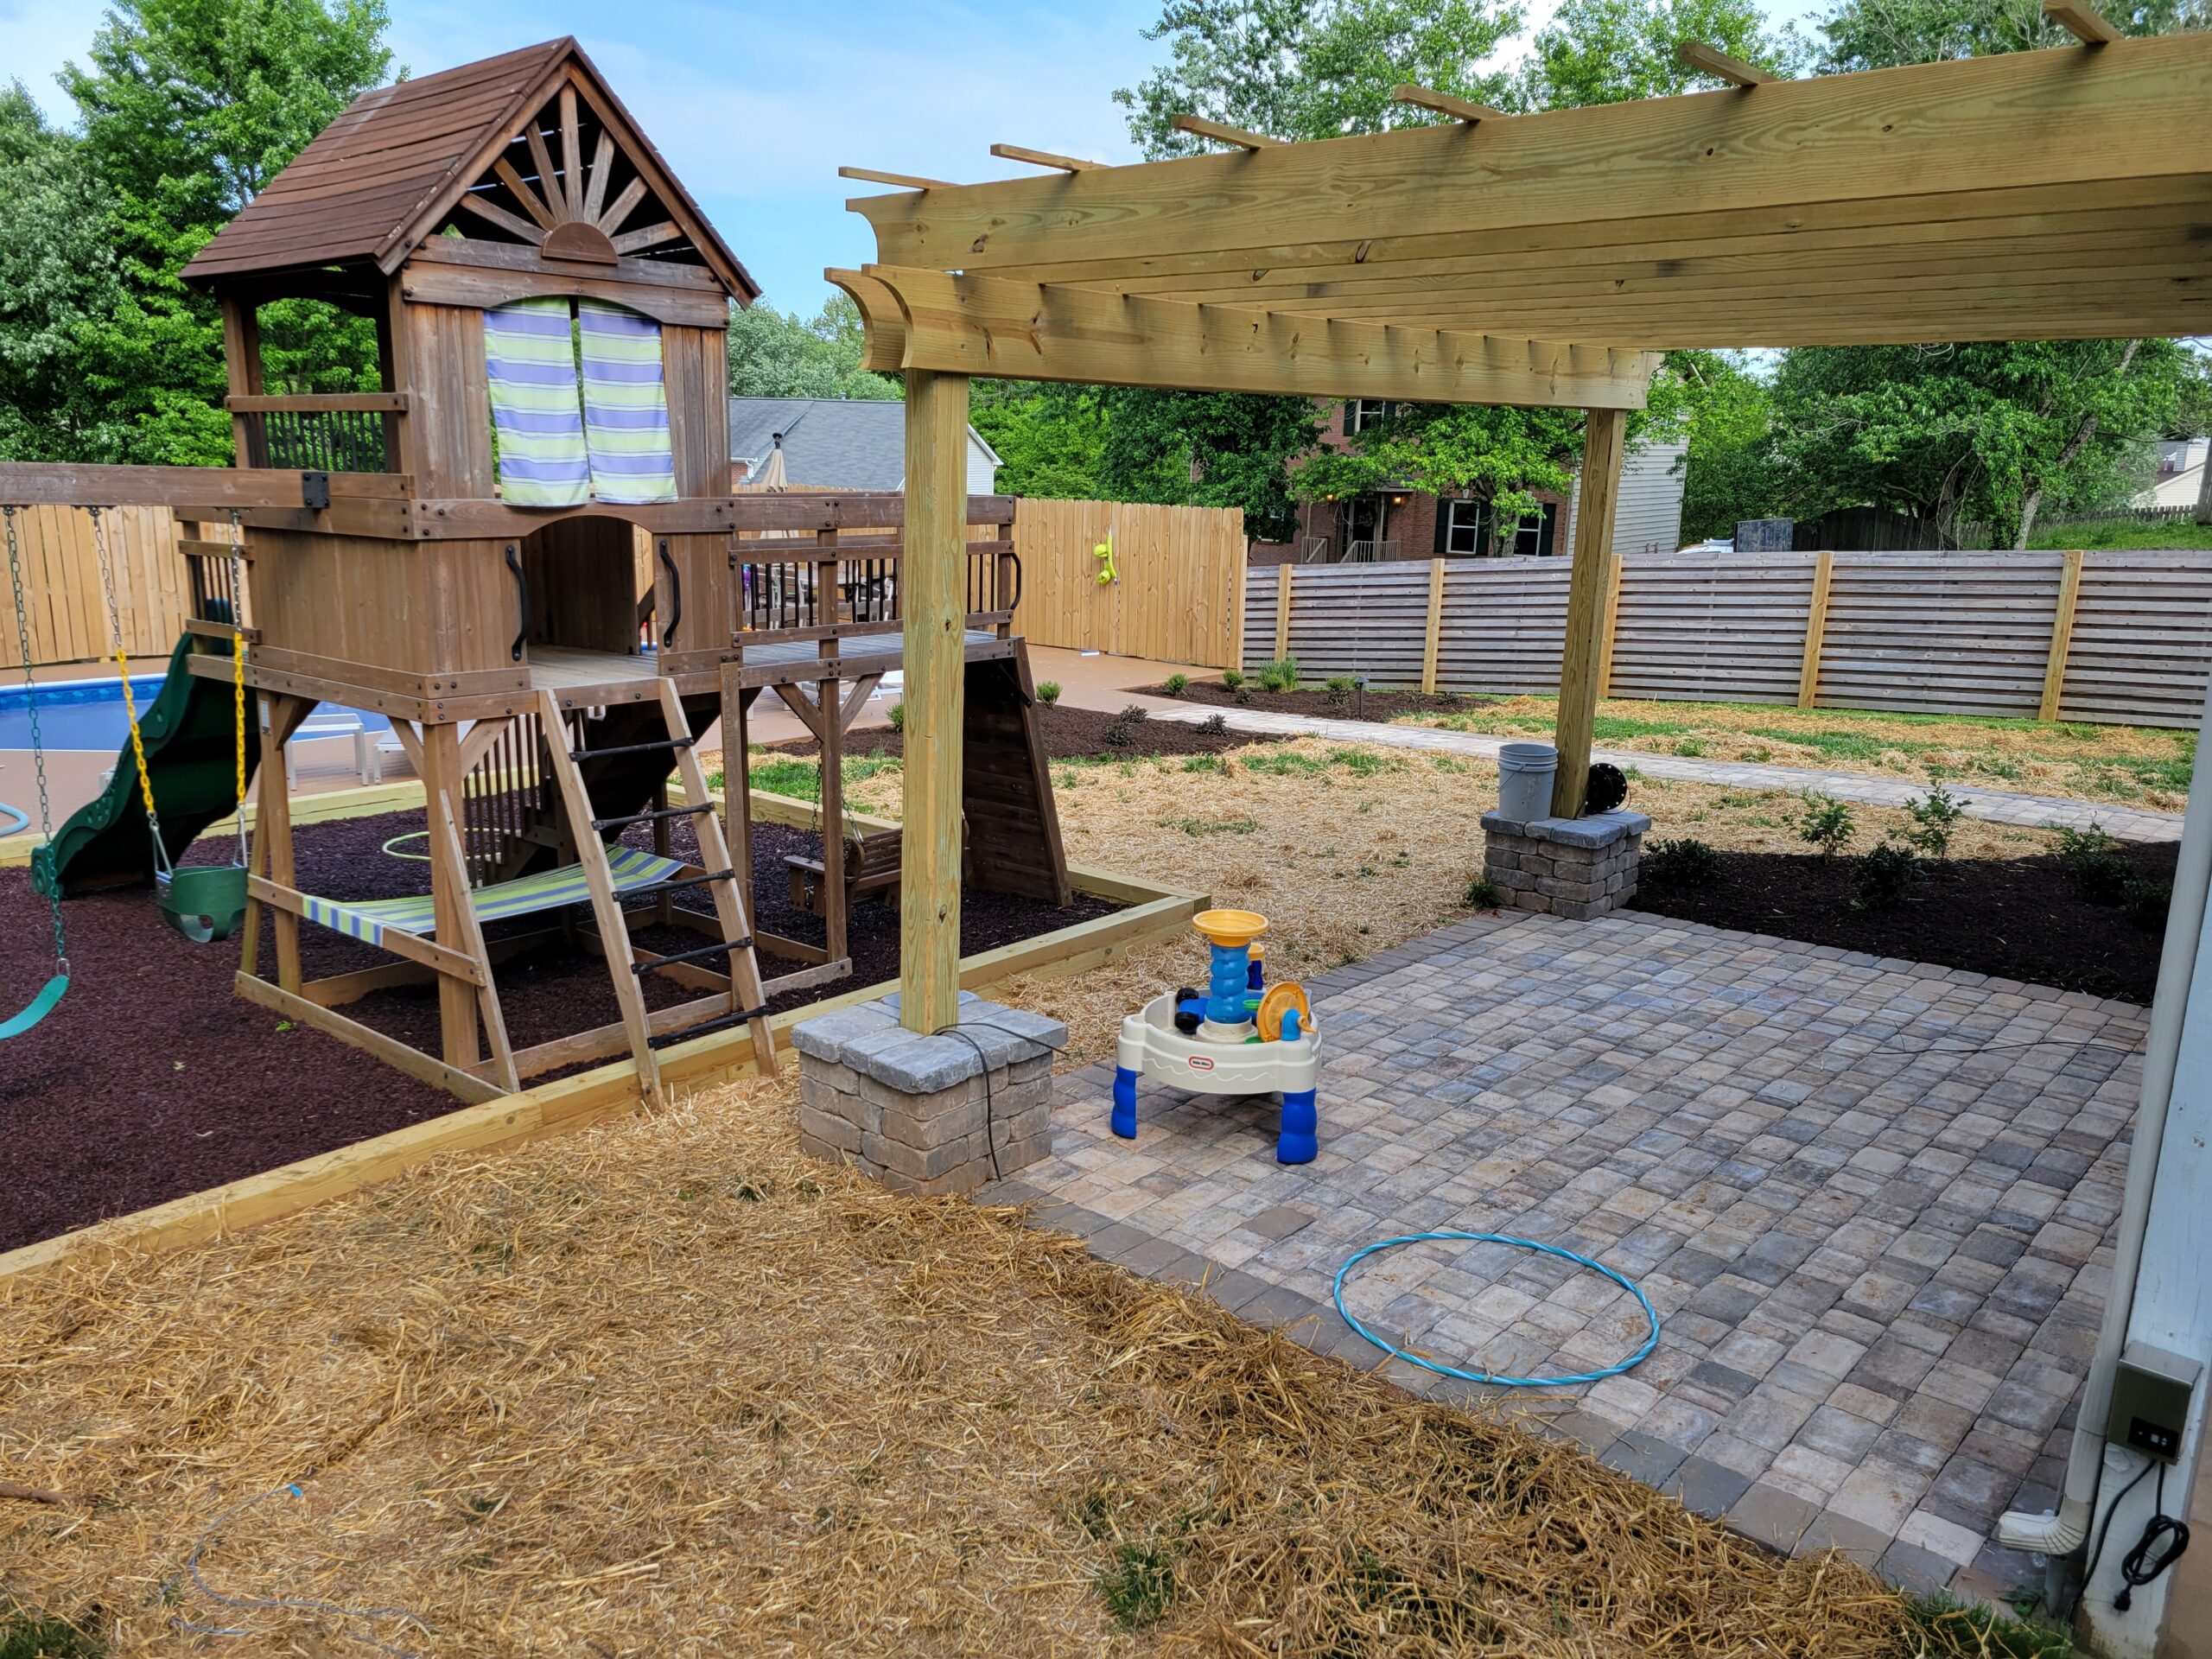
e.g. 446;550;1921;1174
837;19;2211;1033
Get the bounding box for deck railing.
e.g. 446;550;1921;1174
732;536;1020;641
228;393;406;476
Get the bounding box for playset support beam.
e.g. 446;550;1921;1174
1552;406;1627;819
899;368;972;1035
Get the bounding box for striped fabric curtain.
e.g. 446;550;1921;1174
579;301;677;504
483;296;589;507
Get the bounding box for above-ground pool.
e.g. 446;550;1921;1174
0;671;391;752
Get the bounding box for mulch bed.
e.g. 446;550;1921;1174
2;811;1113;1255
1630;842;2176;1005
770;701;1284;762
1154;680;1474;723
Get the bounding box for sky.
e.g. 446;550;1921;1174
0;0;1829;317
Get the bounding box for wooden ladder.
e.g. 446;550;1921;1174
537;682;779;1104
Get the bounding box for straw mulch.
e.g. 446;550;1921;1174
2;1072;1913;1657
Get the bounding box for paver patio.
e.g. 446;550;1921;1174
986;908;2145;1603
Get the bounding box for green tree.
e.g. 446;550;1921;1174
1098;389;1324;538
1772;339;2189;544
1519;0;1799;108
969;383;1110;499
1115;0;1521;152
1673;351;1785;541
54;0;397;464
0;84;121;461
1291;403;1585;550
727;294;901;401
1815;0;2205;71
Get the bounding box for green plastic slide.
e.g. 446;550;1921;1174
31;634;260;899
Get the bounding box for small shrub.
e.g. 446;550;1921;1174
1116;703;1149;724
1644;836;1721;886
887;702;905;732
1850;841;1921;911
1101;719;1135;750
1907;782;1967;861
1257;656;1300;694
1585;761;1629;815
1197;712;1227;735
1162;671;1189;695
2124;874;2173;931
1035;680;1062;707
1323;674;1357;708
1234;686;1254;705
1219;668;1245;691
1464;874;1502;909
1796;791;1857;857
2056;823;2127;903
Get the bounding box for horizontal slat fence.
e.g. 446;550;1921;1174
3;505;189;669
1246;548;2212;729
1012;498;1246;668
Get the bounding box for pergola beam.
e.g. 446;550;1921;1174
989;143;1107;173
1170;114;1278;150
1675;40;1770;86
832;265;1657;410
838;165;954;192
852;33;2212;357
2045;0;2124;44
1391;84;1506;122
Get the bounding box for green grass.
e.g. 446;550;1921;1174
1096;1540;1179;1630
1900;1591;2071;1658
1744;727;1936;763
717;753;902;804
2029;518;2212;550
0;1606;102;1659
1160;815;1260;836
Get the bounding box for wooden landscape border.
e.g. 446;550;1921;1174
0;785;1201;1287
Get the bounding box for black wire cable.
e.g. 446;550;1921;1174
2074;1459;2157;1620
930;1019;1070;1184
2113;1461;2190;1612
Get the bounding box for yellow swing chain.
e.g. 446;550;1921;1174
90;508;168;874
226;510;249;863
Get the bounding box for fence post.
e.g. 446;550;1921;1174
1421;557;1446;694
1274;562;1294;664
2040;546;2087;721
1597;550;1624;699
1227;531;1248;671
1797;549;1834;709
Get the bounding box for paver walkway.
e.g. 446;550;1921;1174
987;908;2145;1605
1142;704;2185;842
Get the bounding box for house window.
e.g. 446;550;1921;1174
1345;398;1390;434
1503;502;1560;557
1443;499;1489;555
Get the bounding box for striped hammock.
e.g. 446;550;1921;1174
484;298;678;508
301;846;685;947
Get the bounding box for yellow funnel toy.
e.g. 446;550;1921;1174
1192;908;1268;950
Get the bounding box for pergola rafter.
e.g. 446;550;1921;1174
840;28;2212;1033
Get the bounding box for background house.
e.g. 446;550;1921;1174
728;397;1001;493
2136;435;2209;511
1259;401;1687;563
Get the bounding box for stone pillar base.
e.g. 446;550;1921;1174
1482;807;1650;921
789;992;1066;1196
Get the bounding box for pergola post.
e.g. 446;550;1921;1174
1553;406;1628;818
898;368;971;1033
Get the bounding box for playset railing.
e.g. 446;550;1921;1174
732;536;1021;641
228;394;405;477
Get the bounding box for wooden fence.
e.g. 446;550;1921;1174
3;505;192;670
1244;547;2212;728
1011;499;1246;668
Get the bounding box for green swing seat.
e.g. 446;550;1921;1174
0;975;67;1040
157;862;250;944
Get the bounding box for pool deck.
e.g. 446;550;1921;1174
985;907;2142;1605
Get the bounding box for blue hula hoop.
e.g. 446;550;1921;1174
1333;1230;1661;1389
0;802;28;836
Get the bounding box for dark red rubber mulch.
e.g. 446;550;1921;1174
1629;843;2176;1005
771;700;1282;763
1154;680;1476;724
1;812;1111;1255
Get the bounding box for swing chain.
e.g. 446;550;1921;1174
226;509;249;866
89;505;170;877
3;505;67;976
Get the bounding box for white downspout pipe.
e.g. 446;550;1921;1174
1997;689;2212;1555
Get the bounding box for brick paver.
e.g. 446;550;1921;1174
986;909;2143;1601
1146;704;2183;842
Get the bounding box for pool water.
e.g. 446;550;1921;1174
0;673;391;753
